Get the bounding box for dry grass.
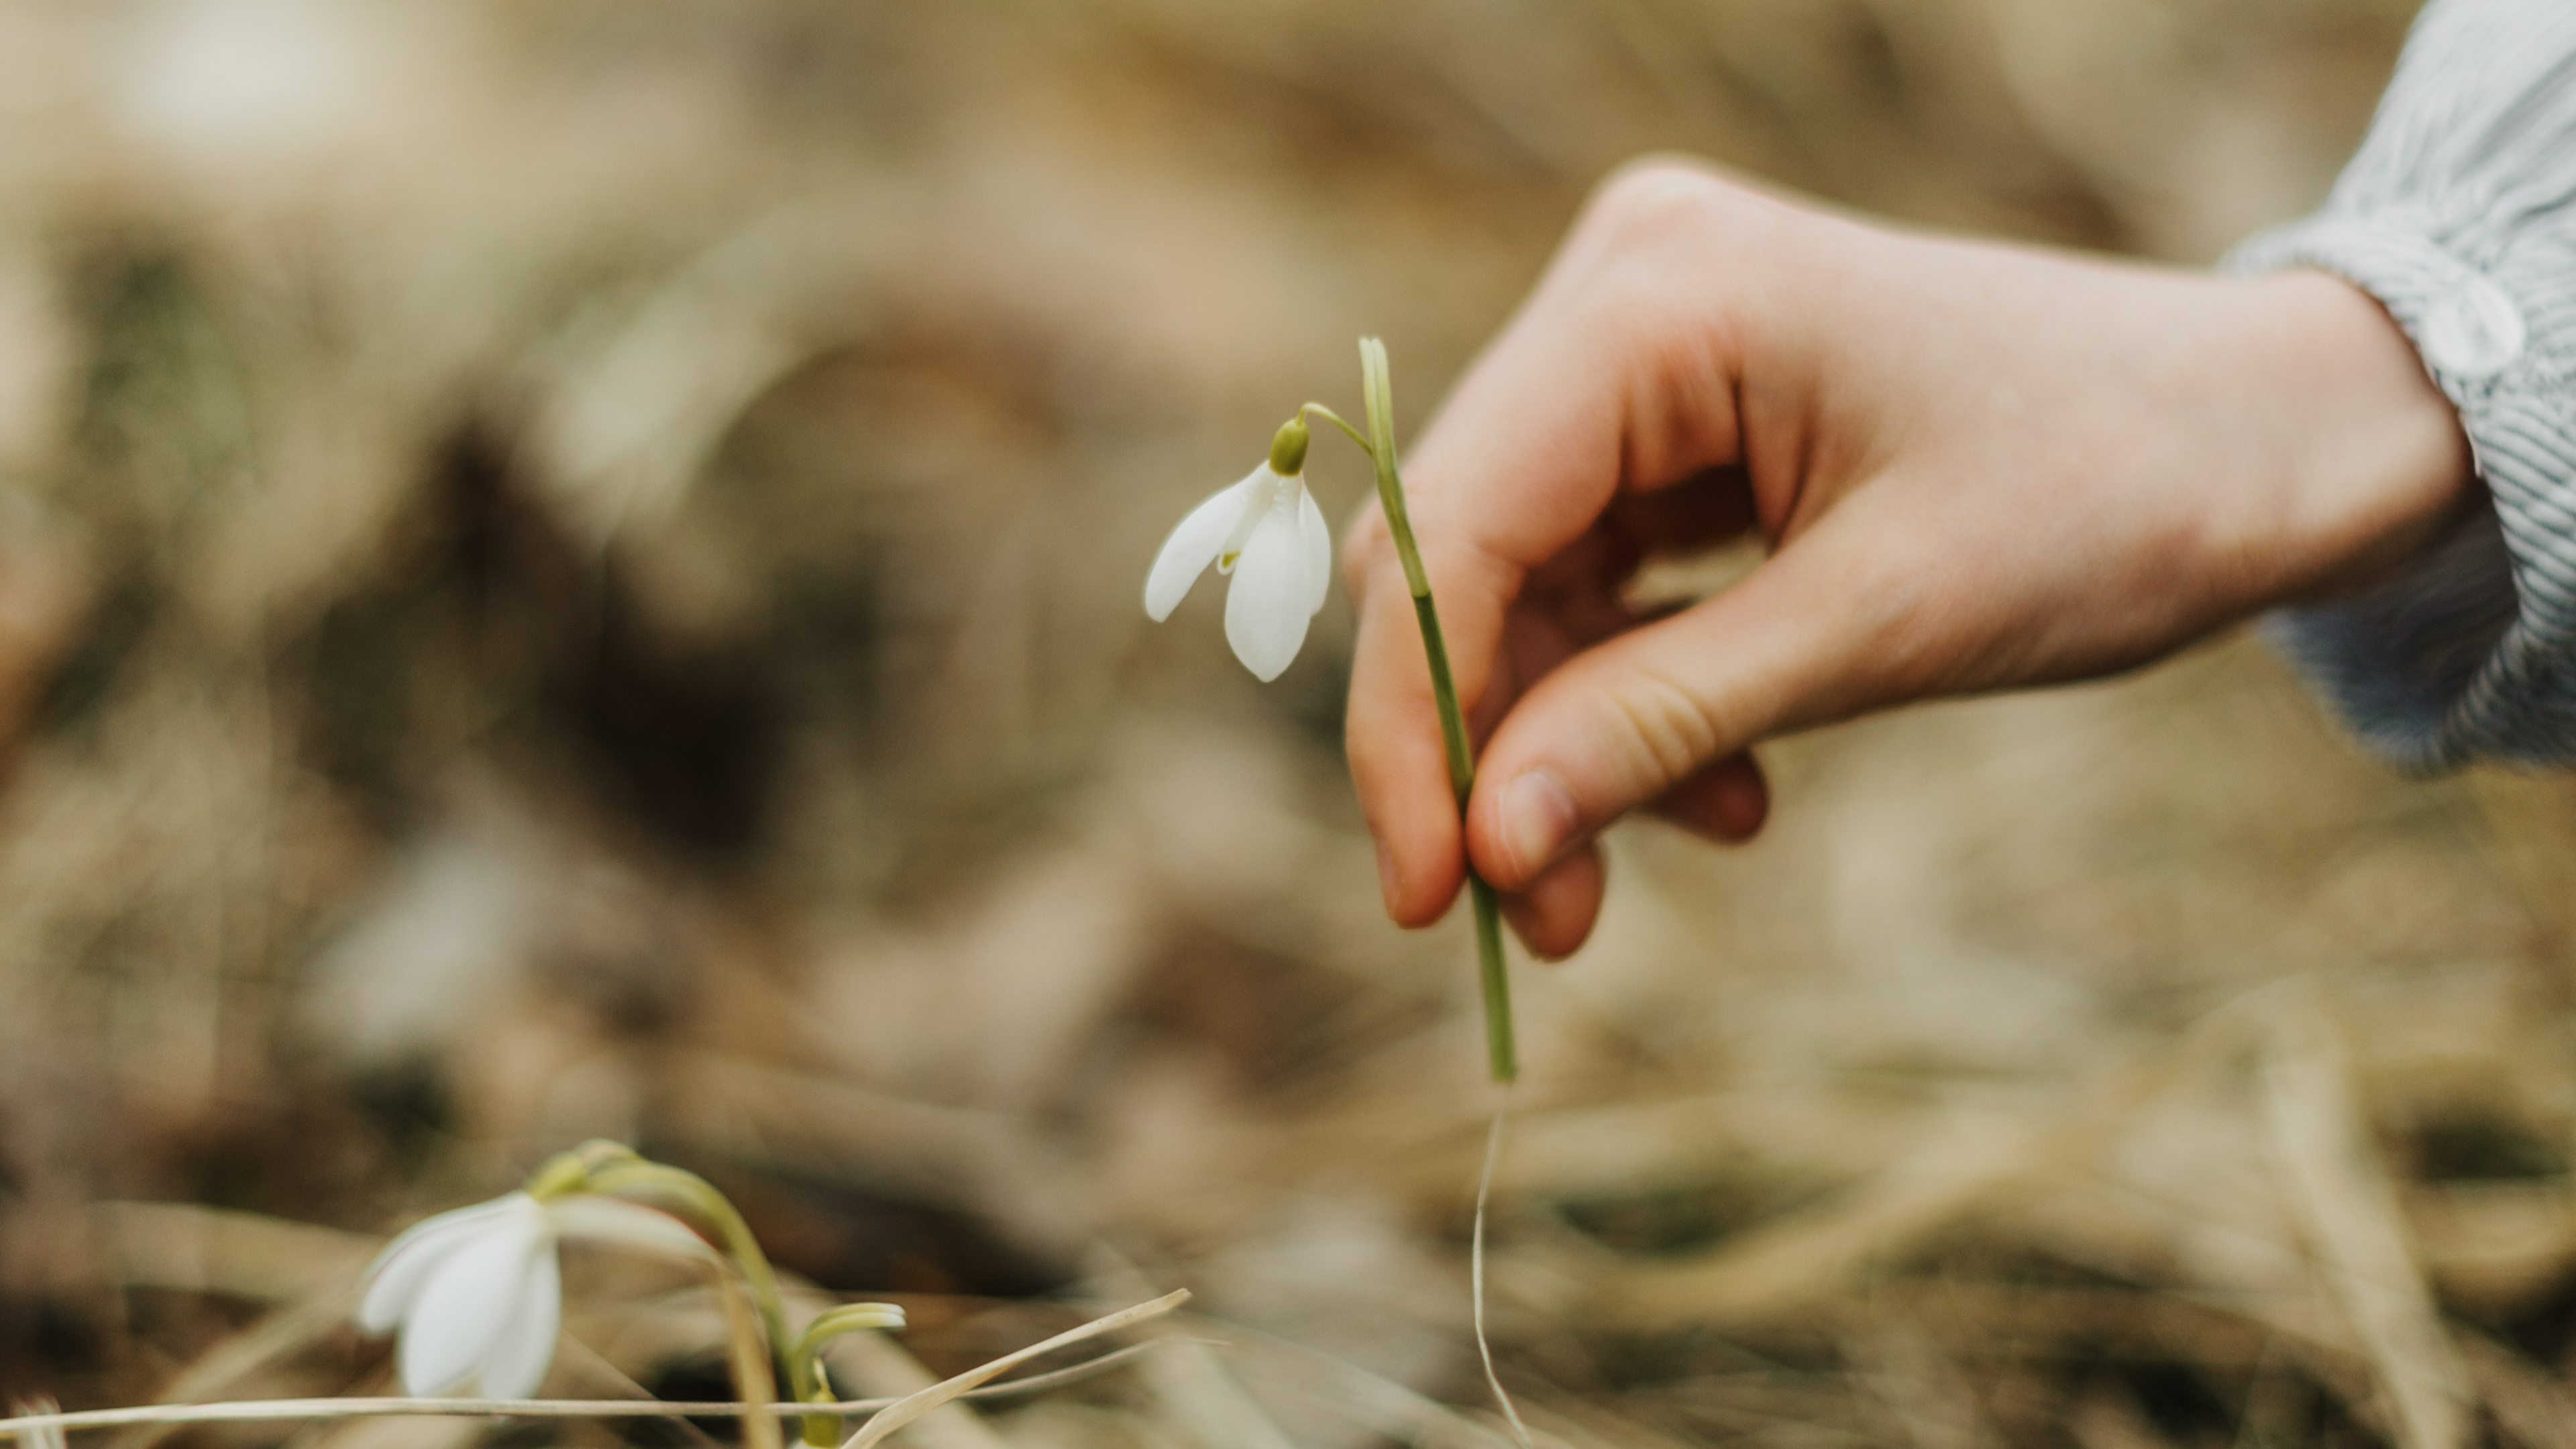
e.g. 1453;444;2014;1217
2;0;2567;1444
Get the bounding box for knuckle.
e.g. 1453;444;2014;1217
1580;158;1741;261
1562;162;1772;455
1604;667;1721;790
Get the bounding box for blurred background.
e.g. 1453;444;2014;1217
3;0;2573;1444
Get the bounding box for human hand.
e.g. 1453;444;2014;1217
1343;160;2473;959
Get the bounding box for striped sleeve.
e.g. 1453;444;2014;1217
2226;0;2576;771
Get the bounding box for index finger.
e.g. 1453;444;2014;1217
1343;162;1759;927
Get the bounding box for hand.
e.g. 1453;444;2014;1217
1342;160;2473;959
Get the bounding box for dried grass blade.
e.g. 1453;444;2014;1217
1601;1111;2032;1329
2455;1334;2576;1449
0;1357;1185;1443
1205;1320;1530;1449
712;1250;782;1449
2261;997;2470;1449
1136;1338;1298;1449
824;1330;1008;1449
0;1350;1167;1439
1471;1094;1532;1448
838;1291;1189;1449
102;1291;360;1449
1083;1248;1293;1449
547;1336;727;1449
1597;1000;2266;1330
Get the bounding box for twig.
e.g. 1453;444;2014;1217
0;1342;1168;1440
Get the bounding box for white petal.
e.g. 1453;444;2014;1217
394;1200;551;1395
1144;469;1263;622
1225;501;1316;682
472;1246;561;1401
13;1399;64;1449
1297;482;1332;617
545;1195;716;1262
358;1194;529;1334
1214;468;1282;570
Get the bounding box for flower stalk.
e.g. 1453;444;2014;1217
788;1304;910;1446
1353;337;1515;1084
567;1144;795;1389
1138;341;1517;1081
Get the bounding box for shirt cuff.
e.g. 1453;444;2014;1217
2229;215;2576;770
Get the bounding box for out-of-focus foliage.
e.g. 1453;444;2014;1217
5;1;2572;1444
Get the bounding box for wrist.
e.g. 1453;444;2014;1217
2242;271;2476;604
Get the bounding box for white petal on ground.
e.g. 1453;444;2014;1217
1224;494;1318;682
472;1246;561;1400
358;1194;530;1333
394;1199;552;1395
1297;482;1331;616
1144;468;1263;621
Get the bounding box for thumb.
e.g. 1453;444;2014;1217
1462;529;1901;890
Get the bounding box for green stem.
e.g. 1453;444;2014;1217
1357;337;1516;1084
1297;402;1373;455
584;1161;796;1394
788;1305;908;1446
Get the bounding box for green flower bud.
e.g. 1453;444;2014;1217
1268;416;1310;476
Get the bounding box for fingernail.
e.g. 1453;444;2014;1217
1376;839;1402;916
1499;770;1577;880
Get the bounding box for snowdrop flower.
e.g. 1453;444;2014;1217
1145;419;1332;682
359;1189;706;1399
358;1193;559;1399
12;1399;65;1449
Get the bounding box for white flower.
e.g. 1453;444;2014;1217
359;1191;706;1399
12;1399;65;1449
358;1193;559;1399
1144;460;1332;682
